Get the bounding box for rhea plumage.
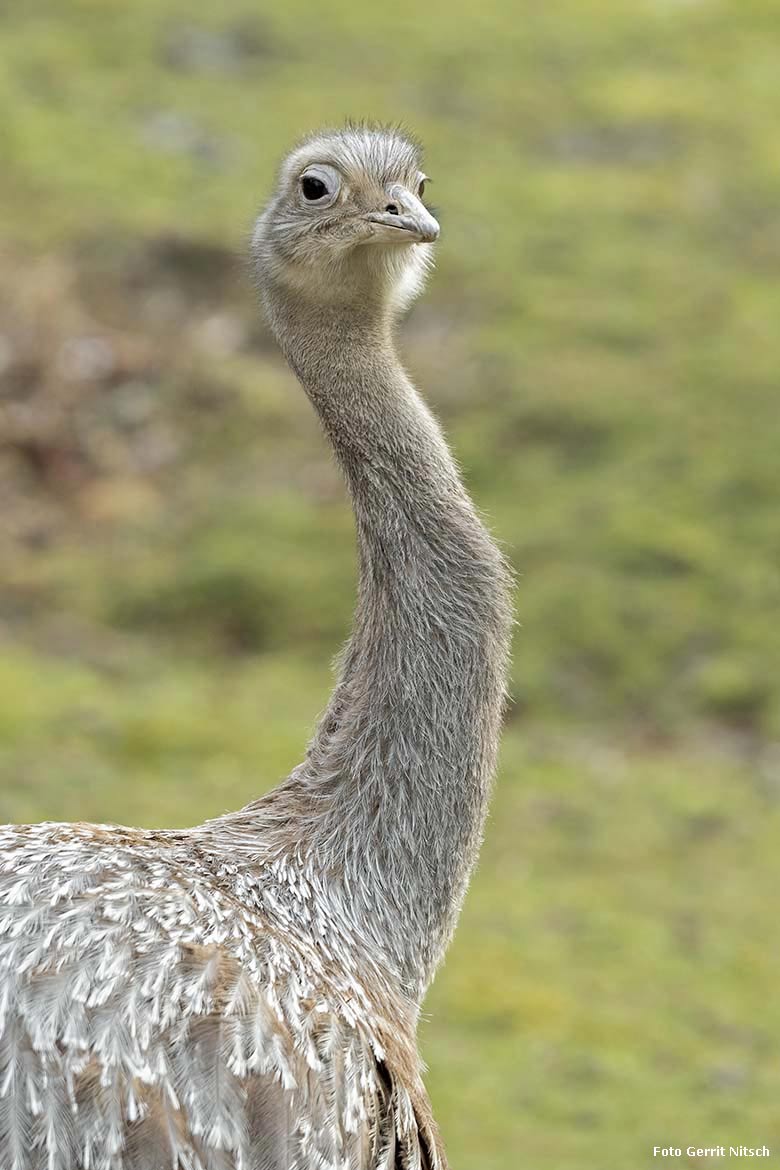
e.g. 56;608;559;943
0;125;513;1170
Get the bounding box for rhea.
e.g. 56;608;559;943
0;126;513;1170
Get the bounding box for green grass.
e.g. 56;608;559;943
1;1;779;1166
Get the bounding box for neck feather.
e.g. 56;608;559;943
234;284;511;997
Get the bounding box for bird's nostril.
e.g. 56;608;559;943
385;203;399;215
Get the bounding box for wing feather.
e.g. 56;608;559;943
0;827;446;1170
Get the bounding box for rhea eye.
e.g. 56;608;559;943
298;164;340;207
418;177;427;198
302;175;328;201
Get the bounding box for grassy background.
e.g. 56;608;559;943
1;1;779;1166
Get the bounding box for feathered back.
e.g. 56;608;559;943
0;823;445;1170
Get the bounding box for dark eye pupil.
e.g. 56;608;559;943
418;179;426;198
302;176;327;201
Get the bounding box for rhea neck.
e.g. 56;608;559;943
258;257;511;996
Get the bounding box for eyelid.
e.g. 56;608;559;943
301;164;339;180
300;163;342;181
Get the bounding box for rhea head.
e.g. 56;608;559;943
252;124;440;317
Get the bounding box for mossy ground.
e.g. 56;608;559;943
1;2;779;1166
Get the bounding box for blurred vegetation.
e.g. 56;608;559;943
0;1;779;1166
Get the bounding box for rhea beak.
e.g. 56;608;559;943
366;183;440;244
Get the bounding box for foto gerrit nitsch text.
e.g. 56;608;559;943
653;1148;770;1159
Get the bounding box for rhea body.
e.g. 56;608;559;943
0;127;512;1170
